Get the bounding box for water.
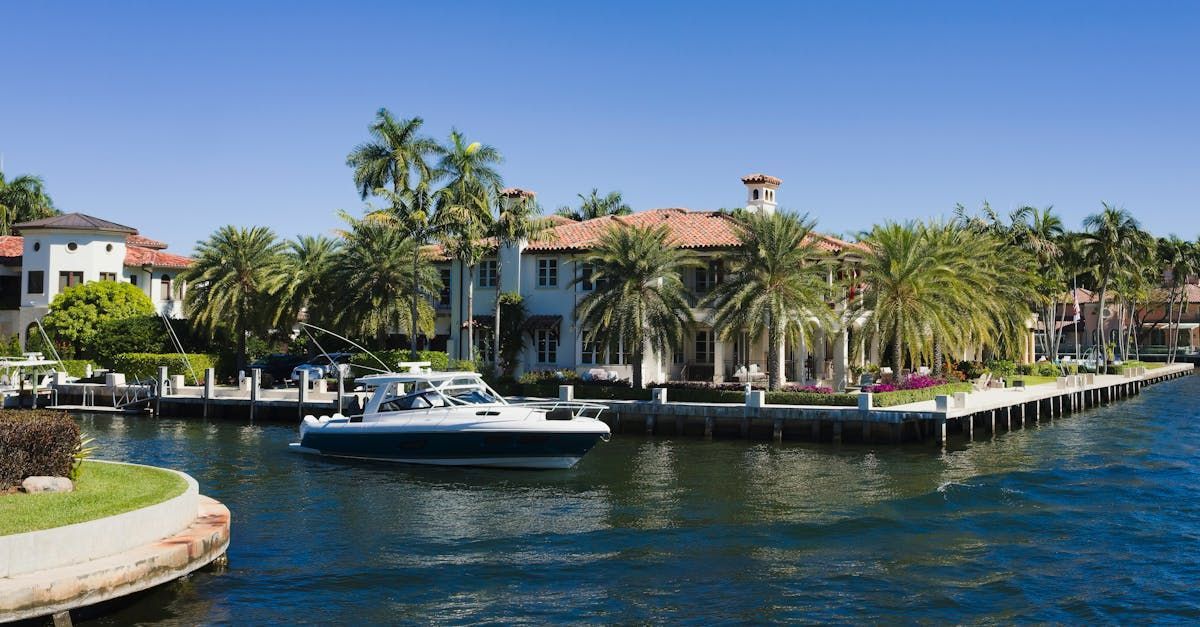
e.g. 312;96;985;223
73;377;1200;624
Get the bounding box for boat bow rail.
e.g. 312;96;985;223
507;400;607;421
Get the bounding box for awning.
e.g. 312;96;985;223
1145;322;1200;330
522;315;563;335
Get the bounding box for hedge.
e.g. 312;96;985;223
109;353;217;384
0;410;80;488
60;360;97;379
871;383;973;408
765;390;857;406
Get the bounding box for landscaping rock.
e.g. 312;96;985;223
21;476;74;493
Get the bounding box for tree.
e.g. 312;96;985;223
1156;236;1196;363
282;234;341;328
555;189;632;221
573;223;698;389
182;226;291;373
0;170;57;236
91;315;172;366
434;129;503;362
40;281;155;359
330;211;441;346
1080;204;1151;372
346;109;439;198
491;187;548;375
702;212;835;390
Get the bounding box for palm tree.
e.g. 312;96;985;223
702;212;835;390
555;189;632;221
491;186;548;375
435;130;503;362
1080;204;1151;372
346;109;439;198
369;180;446;358
0;171;57;236
331;211;441;346
182;226;290;373
282;234;341;327
1156;236;1196;362
573;223;698;389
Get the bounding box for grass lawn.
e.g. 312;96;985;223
1010;375;1060;387
0;461;187;536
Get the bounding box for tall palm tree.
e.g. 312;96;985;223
0;171;57;236
331;211;441;346
573;223;698;389
346;109;439;198
370;180;446;358
435;130;503;362
555;189;632;221
491;186;548;375
282;234;341;327
702;212;835;390
182;226;290;373
1156;235;1196;362
1080;204;1151;372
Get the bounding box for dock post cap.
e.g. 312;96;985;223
397;361;433;373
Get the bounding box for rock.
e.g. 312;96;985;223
21;476;74;493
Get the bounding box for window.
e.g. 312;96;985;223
695;330;715;364
579;262;594;292
130;275;138;286
99;272;117;282
752;189;760;200
478;260;497;288
32;242;40;252
58;271;83;291
606;337;630;365
535;329;557;363
537;258;558;287
672;348;685;364
580;330;601;364
695;260;721;294
106;243;114;252
160;274;172;300
27;271;44;295
477;335;495;363
66;242;78;252
438;267;451;307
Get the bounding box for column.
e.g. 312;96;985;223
713;338;726;383
814;327;828;384
775;331;787;386
797;334;809;385
833;328;849;392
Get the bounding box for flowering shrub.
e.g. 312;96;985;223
781;384;834;394
864;383;898;393
865;374;945;393
518;369;581;384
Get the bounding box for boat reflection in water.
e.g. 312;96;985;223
291;364;610;469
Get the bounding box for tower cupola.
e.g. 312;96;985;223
741;173;781;215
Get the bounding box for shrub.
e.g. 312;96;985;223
41;282;156;358
986;360;1016;379
872;383;974;408
91;315;171;366
60;359;97;379
351;350;451;375
1036;362;1061;377
957;361;988;379
0;410;81;488
1016;364;1033;376
110;353;217;383
781;384;834;394
765;390;857;406
519;369;582;385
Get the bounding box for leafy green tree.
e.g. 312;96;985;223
40;281;155;358
555;188;632;221
0;170;57;236
346;109;439;197
182;226;291;373
702;212;835;390
330;211;442;346
573;223;698;389
491;187;548;375
91;315;171;366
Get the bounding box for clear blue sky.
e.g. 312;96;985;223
2;1;1197;252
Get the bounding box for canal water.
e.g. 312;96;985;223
78;377;1200;624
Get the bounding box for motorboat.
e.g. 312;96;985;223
0;353;65;408
289;365;610;469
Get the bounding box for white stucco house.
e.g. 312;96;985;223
0;213;192;347
433;174;869;390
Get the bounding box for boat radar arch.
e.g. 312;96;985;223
397;361;432;374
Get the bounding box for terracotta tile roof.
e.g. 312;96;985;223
126;234;168;249
740;173;782;185
124;245;192;269
0;236;22;265
500;187;536;198
543;215;575;226
14;212;138;235
524;208;863;254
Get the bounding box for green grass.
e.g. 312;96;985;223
0;461;187;536
1010;375;1060;387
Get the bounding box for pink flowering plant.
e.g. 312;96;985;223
865;374;944;393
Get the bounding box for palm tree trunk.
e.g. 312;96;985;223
933;336;944;378
892;315;904;375
1097;287;1108;373
493;264;503;378
410;253;420;360
466;265;475;363
236;310;247;376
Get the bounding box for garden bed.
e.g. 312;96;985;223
0;460;188;536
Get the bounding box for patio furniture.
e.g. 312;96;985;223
972;373;992;391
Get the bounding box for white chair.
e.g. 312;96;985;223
917;366;930;376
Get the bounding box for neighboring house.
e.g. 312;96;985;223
1043;286;1199;358
0;213;192;347
435;174;868;389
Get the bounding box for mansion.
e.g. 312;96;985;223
434;174;870;390
0;213;192;347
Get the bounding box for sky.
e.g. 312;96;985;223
2;1;1197;252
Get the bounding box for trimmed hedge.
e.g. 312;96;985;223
60;360;97;379
109;353;217;384
872;383;973;408
0;410;80;488
765;391;857;406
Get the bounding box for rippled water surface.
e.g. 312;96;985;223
77;377;1200;624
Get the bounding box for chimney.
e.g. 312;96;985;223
741;173;781;215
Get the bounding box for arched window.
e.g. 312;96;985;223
752;189;760;200
160;274;172;300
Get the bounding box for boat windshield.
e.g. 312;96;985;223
369;375;505;413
